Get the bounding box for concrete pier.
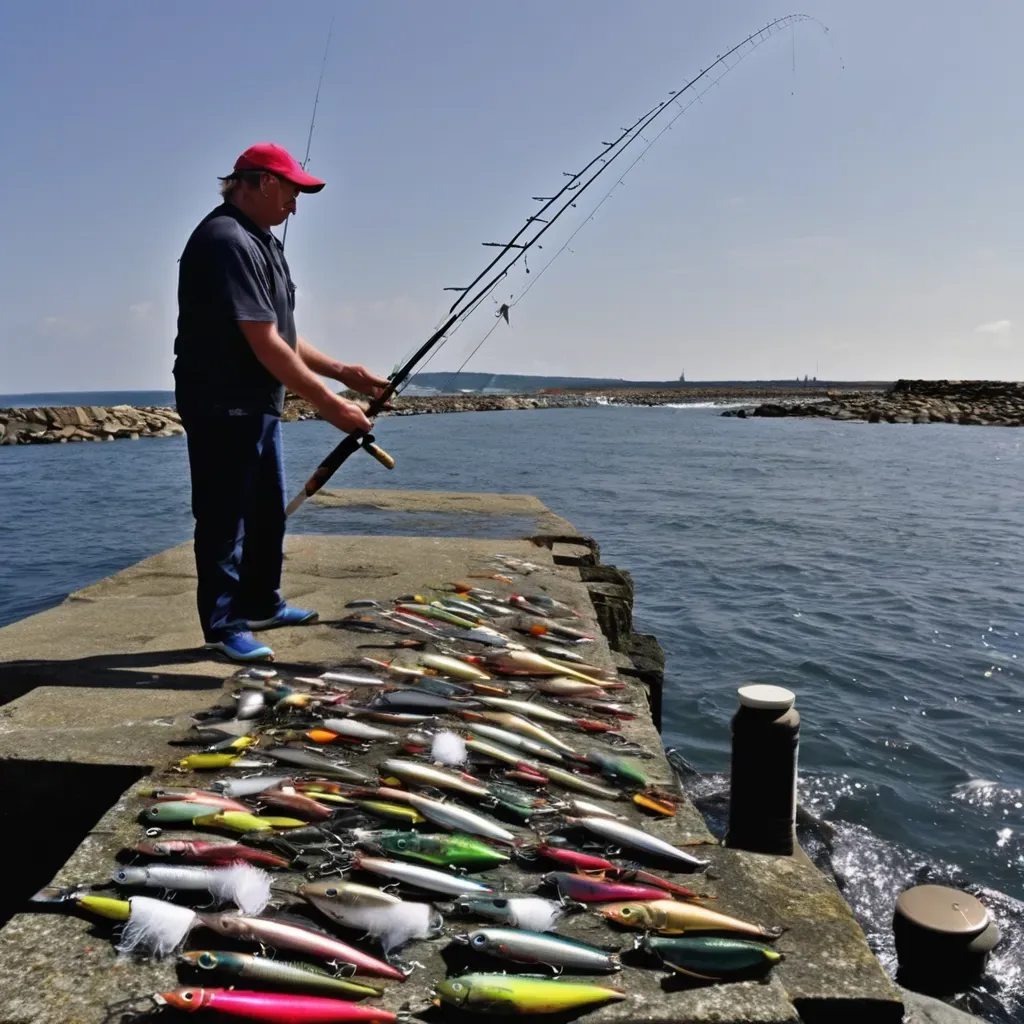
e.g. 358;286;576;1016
0;490;911;1023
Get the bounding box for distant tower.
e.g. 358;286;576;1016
679;369;686;383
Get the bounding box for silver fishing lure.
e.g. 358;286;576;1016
353;855;493;896
466;723;564;762
379;759;488;798
456;927;621;972
405;793;516;843
570;816;709;869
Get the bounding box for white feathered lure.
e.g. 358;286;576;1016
111;863;271;914
430;730;468;765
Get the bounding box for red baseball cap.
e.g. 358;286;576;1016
231;142;326;193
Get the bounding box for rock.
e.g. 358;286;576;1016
129;432;140;440
24;407;48;425
913;414;930;424
58;425;77;438
0;422;5;441
89;406;108;421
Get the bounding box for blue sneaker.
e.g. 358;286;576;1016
204;630;275;662
245;606;320;631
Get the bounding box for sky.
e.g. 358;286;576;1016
1;0;1022;392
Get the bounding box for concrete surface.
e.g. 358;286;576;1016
0;491;906;1023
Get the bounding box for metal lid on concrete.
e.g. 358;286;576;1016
896;885;990;937
738;684;795;710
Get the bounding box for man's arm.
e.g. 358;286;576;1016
239;322;372;433
297;335;389;398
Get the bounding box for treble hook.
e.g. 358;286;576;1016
103;993;165;1023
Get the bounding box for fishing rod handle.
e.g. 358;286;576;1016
362;437;395;470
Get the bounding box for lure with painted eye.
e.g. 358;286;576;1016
180;951;383;998
450;894;565;932
130;839;291;870
539;765;622;799
433;974;625;1014
475;697;575;725
604;867;705;900
366;689;475;714
528;678;609;699
543;871;669;904
456;928;621;972
157;988;398;1021
597;899;783;938
639;934;783;979
197;914;407;980
142;801;237;824
466;723;565;762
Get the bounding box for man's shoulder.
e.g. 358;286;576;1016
185;207;262;259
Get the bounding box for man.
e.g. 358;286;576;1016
173;142;388;662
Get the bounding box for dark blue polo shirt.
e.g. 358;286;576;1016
173;203;297;416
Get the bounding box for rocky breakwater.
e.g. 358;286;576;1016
0;405;184;445
727;379;1024;427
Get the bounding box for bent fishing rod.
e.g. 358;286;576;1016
285;13;827;518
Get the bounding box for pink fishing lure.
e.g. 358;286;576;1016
160;988;397;1022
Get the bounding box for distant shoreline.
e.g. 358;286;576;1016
7;380;1022;444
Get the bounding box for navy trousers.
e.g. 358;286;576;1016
180;411;287;641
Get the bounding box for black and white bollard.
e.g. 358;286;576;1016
725;684;800;856
893;885;1000;995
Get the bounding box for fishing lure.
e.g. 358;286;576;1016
598;899;782;938
177;753;262;771
299;879;442;951
555;797;625;819
180;951;384;998
199;912;409;978
433;974;625;1014
142;800;239;825
567;816;709;868
263;747;374;783
147;988;398;1022
419;653;493;680
213;774;293;799
320;670;390;687
140;789;249;812
191;811;307;833
603;867;705;900
463;711;577;754
637;934;782;979
585;750;649;788
355;800;426;826
318;717;396;742
449;894;566;931
357;830;510;870
130;838;291;870
378;758;488;798
539;765;622;799
350;854;494;896
366;689;474;714
466;723;565;762
257;789;336;821
475;696;574;725
404;793;516;844
111;864;270;915
542;871;668;904
633;792;678;816
525;842;616;873
527;678;609;699
455;928;621;973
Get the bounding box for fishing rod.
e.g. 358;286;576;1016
281;14;335;251
285;13;827;518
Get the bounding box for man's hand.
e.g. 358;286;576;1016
318;393;373;434
338;364;390;399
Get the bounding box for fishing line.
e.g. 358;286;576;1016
281;13;336;250
286;14;832;515
437;26;792;386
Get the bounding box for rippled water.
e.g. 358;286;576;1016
2;405;1023;1018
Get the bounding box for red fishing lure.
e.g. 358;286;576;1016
545;871;670;903
533;843;616;872
159;988;396;1022
130;839;290;870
